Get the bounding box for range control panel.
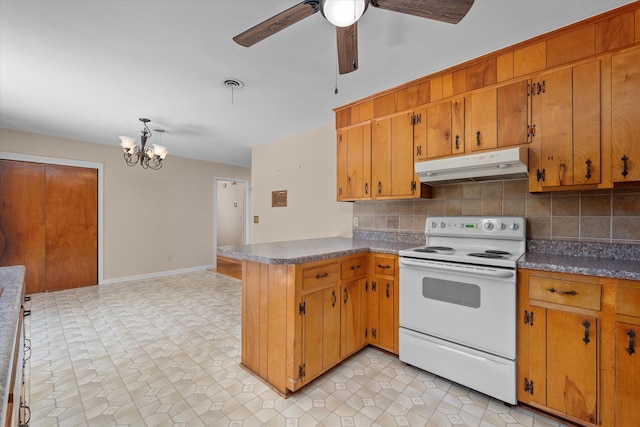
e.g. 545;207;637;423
425;216;526;240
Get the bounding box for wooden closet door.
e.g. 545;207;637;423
0;160;47;293
45;164;97;291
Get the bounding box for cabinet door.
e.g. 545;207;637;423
615;322;639;427
378;277;395;352
540;67;573;186
451;97;465;156
523;305;548;407
470;88;497;151
612;47;640;182
302;286;341;384
336;130;348;200
390;112;416;198
497;79;530;148
347;124;371;199
426;101;452;158
546;310;598;425
540;61;601;187
371;117;392;197
341;279;366;358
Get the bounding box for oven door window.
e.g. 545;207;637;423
422;277;481;308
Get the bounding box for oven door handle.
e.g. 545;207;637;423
400;258;515;279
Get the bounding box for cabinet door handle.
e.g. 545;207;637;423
476;130;481;147
377;181;382;194
583;320;591;345
332;290;337;308
385;283;390;298
585;159;592;180
626;329;636;355
547;287;578;296
343;288;348;304
364;182;368;195
622;155;629;177
455;135;460;151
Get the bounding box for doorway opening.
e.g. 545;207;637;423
214;177;249;279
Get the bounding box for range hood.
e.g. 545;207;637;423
415;146;529;185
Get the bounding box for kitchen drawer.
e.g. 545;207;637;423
302;261;339;290
529;275;601;311
373;255;396;276
616;282;640;317
341;256;367;281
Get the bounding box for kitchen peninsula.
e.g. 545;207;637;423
218;237;415;396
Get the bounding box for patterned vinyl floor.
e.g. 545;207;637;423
23;270;568;426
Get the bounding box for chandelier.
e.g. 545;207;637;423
119;118;169;170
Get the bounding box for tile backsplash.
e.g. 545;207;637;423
352;179;640;244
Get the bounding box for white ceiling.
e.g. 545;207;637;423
0;0;634;167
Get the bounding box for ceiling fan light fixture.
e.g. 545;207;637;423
321;0;368;27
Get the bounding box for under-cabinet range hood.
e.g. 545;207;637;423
415;146;529;185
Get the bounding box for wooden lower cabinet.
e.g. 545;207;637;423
241;254;368;395
613;279;640;427
518;270;640;427
368;254;398;354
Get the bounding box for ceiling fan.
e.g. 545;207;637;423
233;0;475;74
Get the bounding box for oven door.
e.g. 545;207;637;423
399;257;516;359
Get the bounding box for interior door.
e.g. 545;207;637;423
0;160;47;293
0;160;97;293
45;164;98;291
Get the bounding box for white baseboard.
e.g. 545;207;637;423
100;265;215;285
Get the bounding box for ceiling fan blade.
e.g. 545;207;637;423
370;0;474;24
233;0;320;47
337;23;358;75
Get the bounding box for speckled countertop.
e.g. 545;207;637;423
218;236;417;265
0;265;25;424
518;240;640;281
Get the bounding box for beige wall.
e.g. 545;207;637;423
0;128;251;281
251;124;353;243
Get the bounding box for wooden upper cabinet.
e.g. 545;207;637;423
372;117;392;197
336;130;348;200
336;124;371;201
470;79;529;152
536;60;601;188
415;97;465;160
470;87;497;151
372;112;416;199
611;47;640;182
497;79;530;148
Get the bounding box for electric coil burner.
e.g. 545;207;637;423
398;216;526;404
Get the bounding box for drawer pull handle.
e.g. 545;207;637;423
547;287;578;296
350;265;360;270
332;290;337;308
583;320;591;345
377;264;391;269
316;272;328;279
626;329;636;355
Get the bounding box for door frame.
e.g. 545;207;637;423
213;176;250;268
0;151;104;285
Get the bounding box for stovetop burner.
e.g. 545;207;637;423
414;246;455;255
468;250;514;259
